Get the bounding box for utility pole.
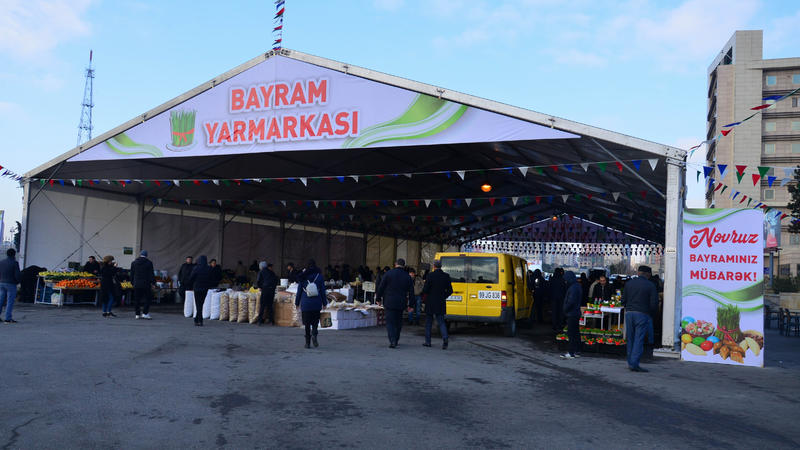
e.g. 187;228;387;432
77;50;94;146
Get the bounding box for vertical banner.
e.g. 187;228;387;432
681;209;764;367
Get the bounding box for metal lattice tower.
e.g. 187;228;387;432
77;50;94;146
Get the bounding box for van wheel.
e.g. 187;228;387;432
503;311;517;337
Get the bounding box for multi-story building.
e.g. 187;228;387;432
707;30;800;277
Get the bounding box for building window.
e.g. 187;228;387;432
764;189;774;200
791;234;800;245
793;121;800;131
794;74;800;84
766;75;777;86
794;97;799;108
764;143;775;154
781;264;791;276
765;121;776;132
794;143;800;154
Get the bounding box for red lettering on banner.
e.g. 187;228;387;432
274;83;289;107
248;119;265;141
300;114;316;137
688;227;759;249
317;114;333;136
283;116;298;139
244;89;260;110
230;88;245;111
334;112;350;136
307;79;327;104
204;122;219;145
232;120;246;142
266;117;281;140
217;122;231;143
289;81;306;105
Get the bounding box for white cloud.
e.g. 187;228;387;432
0;0;93;60
373;0;404;11
550;49;607;68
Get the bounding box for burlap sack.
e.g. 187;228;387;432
219;292;229;321
248;291;260;324
237;292;249;323
228;293;238;322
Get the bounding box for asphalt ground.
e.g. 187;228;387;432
2;303;799;449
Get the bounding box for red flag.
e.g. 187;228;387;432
535;196;541;205
721;129;732;136
413;200;420;207
752;174;761;186
750;104;770;110
193;180;201;185
587;194;593;200
154;180;161;186
550;165;558;172
739;195;747;204
713;183;723;192
615;162;623;172
735;165;747;175
446;199;453;207
489;198;496;206
374;200;379;207
640;190;647;199
780;213;788;220
49;179;54;186
331;201;337;207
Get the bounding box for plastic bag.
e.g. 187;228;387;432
183;291;195;318
210;291;221;320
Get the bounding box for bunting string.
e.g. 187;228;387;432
687;86;800;156
273;1;285;50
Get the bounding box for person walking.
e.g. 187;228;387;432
0;248;22;323
177;256;194;303
188;255;214;326
408;268;424;326
561;271;582;359
376;258;414;348
130;250;155;319
531;269;546;324
99;255;119;317
549;268;566;333
421;260;453;349
257;262;278;325
621;265;658;372
294;260;327;348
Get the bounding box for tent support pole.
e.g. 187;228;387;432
218;209;225;268
326;227;332;268
136;197;144;256
279;220;286;276
661;158;684;349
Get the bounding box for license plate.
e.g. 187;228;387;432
478;290;502;300
446;295;462;302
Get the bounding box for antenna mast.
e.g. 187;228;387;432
77;50;94;146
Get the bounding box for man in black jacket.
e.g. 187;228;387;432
177;256;194;303
257;262;279;325
422;260;453;349
376;258;414;348
0;248;22;323
622;266;658;372
130;250;155;319
590;275;613;301
188;255;214;326
83;256;100;275
549;268;566;333
209;259;222;286
561;271;582;359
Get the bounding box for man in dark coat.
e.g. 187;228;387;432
257;262;279;325
590;274;613;301
130;250;155;319
549;268;566;333
422;260;453;349
0;248;22;323
376;258;414;348
83;256;100;275
188;255;214;326
622;266;659;372
209;259;222;286
561;271;582;359
177;256;194;303
286;262;299;284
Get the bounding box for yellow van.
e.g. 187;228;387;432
434;252;533;337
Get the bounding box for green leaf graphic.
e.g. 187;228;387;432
683;209;751;225
106;133;163;157
343;94;467;148
682;282;763;312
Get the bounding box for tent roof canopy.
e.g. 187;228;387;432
27;49;685;245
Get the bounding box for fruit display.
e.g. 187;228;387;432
54;278;99;289
40;271;95;281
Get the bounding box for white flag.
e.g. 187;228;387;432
456;171;465;180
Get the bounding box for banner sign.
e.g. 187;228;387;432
681;209;764;367
70;56;577;162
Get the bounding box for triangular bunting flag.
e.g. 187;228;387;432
612;192;620;201
313;201;319;208
768;176;777;187
736;172;745;184
561;195;569;203
456;170;465;180
781;177;791;187
424;199;431;207
758;166;770;178
648;159;658;170
350;200;356;208
173;180;180;186
784;167;795;178
512;197;519;205
350;175;359;182
717;164;728;180
615;162;623;172
752;174;761;186
518;167;528;177
465;198;472;207
597;162;606;172
300;178;308;186
580;163;589;172
632;160;642;171
703;166;713;178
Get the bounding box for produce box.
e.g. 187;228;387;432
320;312;332;328
275;301;300;327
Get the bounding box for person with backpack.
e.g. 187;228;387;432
294;260;327;349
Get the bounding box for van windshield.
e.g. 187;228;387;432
470;257;498;283
440;257;468;282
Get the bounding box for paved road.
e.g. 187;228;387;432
3;304;799;449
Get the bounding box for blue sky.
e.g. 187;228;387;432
2;0;799;241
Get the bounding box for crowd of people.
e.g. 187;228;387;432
529;265;661;371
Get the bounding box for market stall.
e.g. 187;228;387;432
35;271;100;306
